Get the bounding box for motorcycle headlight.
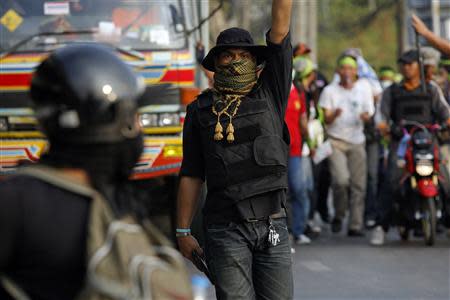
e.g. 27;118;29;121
139;113;158;128
158;113;180;127
0;117;8;131
415;160;433;176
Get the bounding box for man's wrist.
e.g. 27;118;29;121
176;232;191;238
176;228;191;238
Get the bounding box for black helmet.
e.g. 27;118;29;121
30;44;144;144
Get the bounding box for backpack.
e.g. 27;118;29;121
3;165;192;300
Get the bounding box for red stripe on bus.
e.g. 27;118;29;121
0;74;33;87
160;69;194;82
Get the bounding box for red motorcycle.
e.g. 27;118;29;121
397;120;448;246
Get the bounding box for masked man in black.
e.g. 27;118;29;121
0;44;145;299
370;49;450;246
176;1;293;299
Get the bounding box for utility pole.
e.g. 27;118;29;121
291;1;302;46
240;0;252;31
368;0;377;12
397;0;409;55
431;0;441;36
199;0;209;89
292;0;318;62
199;0;209;52
308;0;318;63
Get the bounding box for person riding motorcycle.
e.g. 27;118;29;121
370;49;450;245
0;44;146;299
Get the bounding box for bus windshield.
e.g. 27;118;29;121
0;0;185;52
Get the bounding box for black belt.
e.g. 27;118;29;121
244;209;286;223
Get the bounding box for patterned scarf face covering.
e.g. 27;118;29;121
212;58;258;142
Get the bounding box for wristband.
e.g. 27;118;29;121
176;232;191;237
176;228;191;233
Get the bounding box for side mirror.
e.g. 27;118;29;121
169;4;184;33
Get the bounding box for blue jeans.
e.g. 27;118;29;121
204;218;293;300
288;156;312;237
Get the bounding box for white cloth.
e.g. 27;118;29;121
319;79;375;144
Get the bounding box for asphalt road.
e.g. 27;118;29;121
292;224;450;300
188;224;450;300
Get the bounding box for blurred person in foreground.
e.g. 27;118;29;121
319;55;375;237
0;45;146;299
370;49;450;246
176;1;294;299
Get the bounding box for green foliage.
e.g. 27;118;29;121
318;0;398;79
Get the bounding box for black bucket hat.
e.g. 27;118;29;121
201;27;269;72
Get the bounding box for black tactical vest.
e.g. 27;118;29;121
194;86;289;204
390;83;434;124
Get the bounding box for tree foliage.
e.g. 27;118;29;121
207;0;399;79
318;0;399;78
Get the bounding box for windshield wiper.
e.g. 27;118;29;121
33;39;145;61
0;30;96;59
114;46;145;60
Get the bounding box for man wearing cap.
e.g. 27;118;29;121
422;47;441;83
319;55;375;237
176;1;293;299
370;49;450;246
437;56;450;178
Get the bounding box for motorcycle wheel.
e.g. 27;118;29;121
422;197;437;246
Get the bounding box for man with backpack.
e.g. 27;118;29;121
0;44;191;300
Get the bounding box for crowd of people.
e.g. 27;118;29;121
286;16;450;249
2;0;450;298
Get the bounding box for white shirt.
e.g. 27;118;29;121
319;79;375;144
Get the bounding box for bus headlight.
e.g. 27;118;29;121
139;113;158;128
416;160;433;176
0;117;8;131
159;113;180;127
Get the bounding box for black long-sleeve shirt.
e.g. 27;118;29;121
0;175;89;300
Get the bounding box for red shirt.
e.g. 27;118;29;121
285;85;307;156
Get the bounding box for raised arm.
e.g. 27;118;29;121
412;14;450;56
269;0;293;44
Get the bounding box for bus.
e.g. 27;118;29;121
0;0;203;235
